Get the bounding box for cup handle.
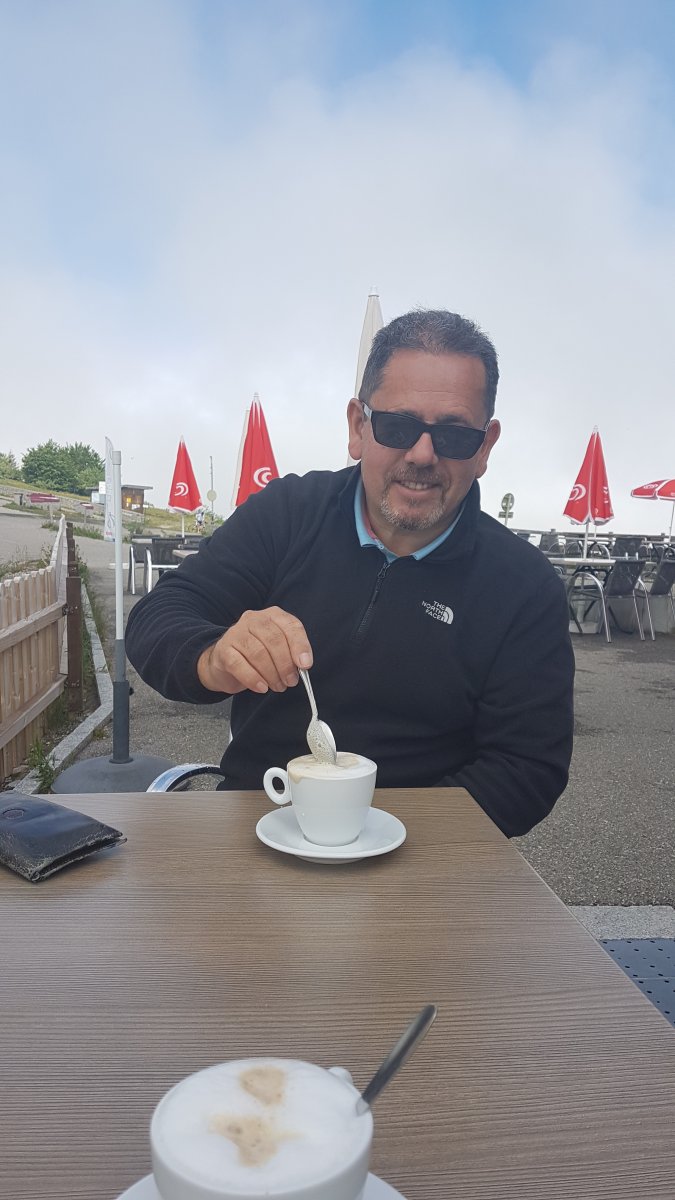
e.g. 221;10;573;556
263;767;291;806
328;1066;354;1085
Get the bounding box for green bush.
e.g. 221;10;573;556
21;440;104;496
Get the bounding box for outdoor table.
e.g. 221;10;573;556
4;788;675;1199
172;547;198;560
547;556;616;569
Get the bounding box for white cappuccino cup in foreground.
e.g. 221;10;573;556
151;1058;373;1200
263;752;377;846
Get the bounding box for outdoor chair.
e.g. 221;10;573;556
127;536;184;594
147;763;226;791
648;555;675;627
566;559;654;642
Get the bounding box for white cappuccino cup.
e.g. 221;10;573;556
150;1057;373;1200
263;752;377;846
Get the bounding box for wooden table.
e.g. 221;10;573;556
3;789;675;1199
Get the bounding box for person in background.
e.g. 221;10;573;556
126;309;574;837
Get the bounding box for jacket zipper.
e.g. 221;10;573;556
354;561;391;644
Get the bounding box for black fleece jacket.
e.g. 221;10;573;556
125;468;574;837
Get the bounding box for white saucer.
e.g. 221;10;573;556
118;1171;405;1198
255;806;406;864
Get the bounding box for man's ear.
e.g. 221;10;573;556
475;419;501;480
347;398;365;461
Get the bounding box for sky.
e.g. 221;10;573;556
2;0;675;534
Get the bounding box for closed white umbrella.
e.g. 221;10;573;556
355;288;384;396
349;290;384;466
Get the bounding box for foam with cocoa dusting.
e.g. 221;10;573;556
152;1058;372;1191
210;1113;295;1167
239;1065;286;1107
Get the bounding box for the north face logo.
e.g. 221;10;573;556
422;600;453;625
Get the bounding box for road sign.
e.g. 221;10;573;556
499;492;515;525
206;489;217;502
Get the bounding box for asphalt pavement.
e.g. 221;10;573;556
1;503;674;907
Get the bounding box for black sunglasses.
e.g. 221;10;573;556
361;403;490;461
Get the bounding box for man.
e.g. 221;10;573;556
126;310;574;837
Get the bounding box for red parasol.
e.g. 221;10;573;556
232;394;279;507
631;478;675;541
563;428;613;555
168;439;202;534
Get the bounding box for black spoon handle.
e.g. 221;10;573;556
359;1004;438;1112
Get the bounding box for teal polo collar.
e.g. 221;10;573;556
354;477;465;562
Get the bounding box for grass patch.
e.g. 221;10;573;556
76;555;108;643
26;741;57;792
143;502;224;533
42;520;103;539
0;550;49;580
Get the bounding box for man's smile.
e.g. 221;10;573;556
390;476;443;495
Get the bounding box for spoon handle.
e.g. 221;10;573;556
358;1004;437;1113
299;668;319;720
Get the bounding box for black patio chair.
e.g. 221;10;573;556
648;555;675;628
566;559;654;642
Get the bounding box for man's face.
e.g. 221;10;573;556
347;349;501;555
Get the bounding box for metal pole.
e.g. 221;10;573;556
65;573;83;712
111;449;131;763
210;456;215;523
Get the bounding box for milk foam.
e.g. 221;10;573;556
153;1058;372;1194
288;752;373;783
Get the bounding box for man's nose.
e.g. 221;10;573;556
404;431;438;466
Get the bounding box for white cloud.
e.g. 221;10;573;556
1;3;674;532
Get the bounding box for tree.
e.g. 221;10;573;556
0;451;19;479
21;440;104;495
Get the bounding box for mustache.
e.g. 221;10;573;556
387;469;444;487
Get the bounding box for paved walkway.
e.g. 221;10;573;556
2;504;674;916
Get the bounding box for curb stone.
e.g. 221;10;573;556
11;584;113;795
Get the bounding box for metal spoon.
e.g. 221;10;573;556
298;669;337;765
356;1004;437;1115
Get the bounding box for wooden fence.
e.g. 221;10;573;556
0;518;70;781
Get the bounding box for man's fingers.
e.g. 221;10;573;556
263;608;313;672
239;609;313;685
218;645;273;694
199;609;314;696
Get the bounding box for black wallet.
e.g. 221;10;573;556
0;795;126;882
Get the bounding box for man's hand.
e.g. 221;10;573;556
197;608;313;695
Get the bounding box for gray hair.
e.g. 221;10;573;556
359;309;499;418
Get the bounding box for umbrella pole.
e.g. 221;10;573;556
181;513;185;538
583;522;589;557
669;501;674;544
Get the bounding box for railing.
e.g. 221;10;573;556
0;518;70;782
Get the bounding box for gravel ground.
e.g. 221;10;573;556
2;503;674;905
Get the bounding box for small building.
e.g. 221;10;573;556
121;485;152;515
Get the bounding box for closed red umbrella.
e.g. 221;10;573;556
168;438;202;536
631;478;675;541
232;393;279;507
563;427;613;554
